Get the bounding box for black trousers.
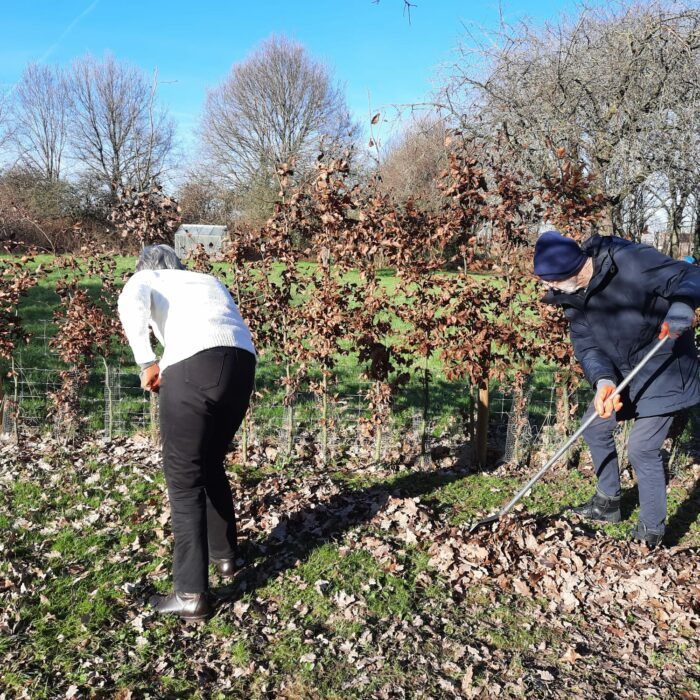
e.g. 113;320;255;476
159;346;255;592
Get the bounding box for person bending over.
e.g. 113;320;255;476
118;244;256;620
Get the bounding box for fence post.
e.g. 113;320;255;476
321;373;329;465
556;373;582;470
149;391;160;447
285;400;295;457
102;358;114;440
374;420;383;465
241;409;249;464
468;390;476;451
476;379;489;467
11;357;20;444
420;358;431;463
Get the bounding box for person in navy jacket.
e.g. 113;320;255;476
534;231;700;546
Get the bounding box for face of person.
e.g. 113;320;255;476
543;276;582;294
538;256;592;294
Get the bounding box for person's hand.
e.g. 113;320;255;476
659;301;696;340
140;363;161;392
595;380;622;418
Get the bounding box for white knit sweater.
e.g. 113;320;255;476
117;269;256;373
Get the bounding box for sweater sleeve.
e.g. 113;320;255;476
117;272;157;365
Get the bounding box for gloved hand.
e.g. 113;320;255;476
595;379;622;418
140;363;161;392
659;301;696;340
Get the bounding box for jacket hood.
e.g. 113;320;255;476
581;234;633;257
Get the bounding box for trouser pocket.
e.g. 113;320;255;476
184;348;228;390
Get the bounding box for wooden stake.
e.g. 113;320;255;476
476;378;490;468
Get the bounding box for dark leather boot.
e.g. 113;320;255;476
149;592;212;621
568;490;621;523
630;521;663;548
211;557;236;577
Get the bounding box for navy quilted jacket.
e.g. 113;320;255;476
543;235;700;417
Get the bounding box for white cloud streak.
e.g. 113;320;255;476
37;0;101;64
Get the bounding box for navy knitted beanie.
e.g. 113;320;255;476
533;231;587;281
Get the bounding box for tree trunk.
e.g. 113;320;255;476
668;184;691;257
610;203;624;237
0;374;4;435
668;201;680;258
321;371;328;465
285;402;295;457
285;355;294;456
476;376;490;468
421;355;430;458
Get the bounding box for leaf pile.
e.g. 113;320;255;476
427;515;699;672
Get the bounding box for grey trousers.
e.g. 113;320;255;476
581;401;674;533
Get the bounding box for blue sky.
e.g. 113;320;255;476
1;0;576;151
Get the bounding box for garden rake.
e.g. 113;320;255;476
469;335;669;533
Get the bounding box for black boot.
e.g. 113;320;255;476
211;557;236;577
568;490;621;523
149;592;212;621
630;521;663;548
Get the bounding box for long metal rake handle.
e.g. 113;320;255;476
473;336;668;529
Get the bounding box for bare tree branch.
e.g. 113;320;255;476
11;63;68;182
65;53;175;199
200;35;357;200
440;0;700;243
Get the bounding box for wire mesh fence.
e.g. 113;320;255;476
3;354;593;462
2;320;696;470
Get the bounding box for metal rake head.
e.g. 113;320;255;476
468;513;500;533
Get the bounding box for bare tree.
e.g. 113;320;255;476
66;54;175;199
11;63;68;182
379;114;448;210
200;35;356;195
176;169;241;223
442;1;700;240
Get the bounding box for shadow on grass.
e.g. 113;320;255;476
590;479;699;547
665;478;700;547
620;485;640;521
213;459;699;605
214;465;469;602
